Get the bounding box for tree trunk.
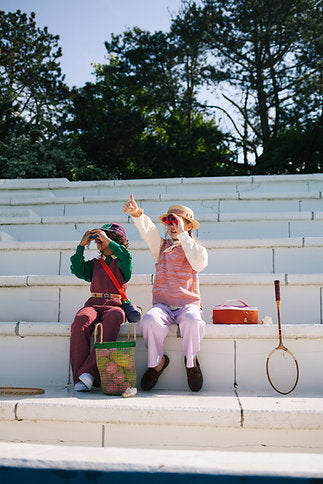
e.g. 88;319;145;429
256;65;271;147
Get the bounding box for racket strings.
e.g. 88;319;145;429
266;348;299;394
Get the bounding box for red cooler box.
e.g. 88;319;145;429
213;300;258;324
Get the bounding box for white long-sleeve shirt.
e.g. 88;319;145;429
132;212;208;272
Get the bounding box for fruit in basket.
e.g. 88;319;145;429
113;371;125;384
125;355;135;369
105;361;118;373
124;368;136;384
96;348;111;359
97;356;110;372
105;382;118;394
109;350;129;367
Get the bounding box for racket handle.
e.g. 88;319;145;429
274;280;280;302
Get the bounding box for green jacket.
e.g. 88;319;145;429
70;241;132;283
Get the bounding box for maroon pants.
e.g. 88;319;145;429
70;299;125;385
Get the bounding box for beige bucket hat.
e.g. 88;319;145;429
158;204;200;230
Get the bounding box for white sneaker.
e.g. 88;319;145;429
79;372;94;390
74;381;90;392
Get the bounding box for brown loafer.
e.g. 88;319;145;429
185;357;203;392
141;355;170;391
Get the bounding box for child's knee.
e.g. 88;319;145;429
183;316;199;328
140;312;157;331
180;315;205;335
72;308;97;330
72;314;86;327
102;306;125;325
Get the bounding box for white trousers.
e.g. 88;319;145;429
139;303;206;368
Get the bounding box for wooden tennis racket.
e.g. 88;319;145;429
0;387;45;395
266;280;299;395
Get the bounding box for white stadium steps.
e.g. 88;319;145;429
1;443;323;479
2;211;323;241
2;237;323;275
0;272;323;325
1;321;322;394
0;174;323;471
1;388;323;453
1;173;323;195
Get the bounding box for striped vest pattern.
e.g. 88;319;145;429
152;239;200;307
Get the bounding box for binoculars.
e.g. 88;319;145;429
89;234;98;240
162;214;178;225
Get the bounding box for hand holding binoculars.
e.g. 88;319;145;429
162;214;178;225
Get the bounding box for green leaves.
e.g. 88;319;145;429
64;25;236;179
1;3;321;179
0;9;67;142
200;0;322;167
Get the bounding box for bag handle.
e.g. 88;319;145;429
94;321;136;342
98;258;128;302
94;322;103;343
217;300;249;308
128;322;136;342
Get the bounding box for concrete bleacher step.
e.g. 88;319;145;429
1;387;323;453
1;321;322;394
2;237;323;275
2;175;323;243
1;442;323;481
1;175;323;472
2;173;323;197
1;191;323;218
1;175;323;223
1;272;323;324
2;211;323;241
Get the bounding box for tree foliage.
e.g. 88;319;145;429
0;9;88;179
66;27;236;179
0;9;68;141
193;0;323;168
255;119;323;174
0;136;87;179
0;4;322;179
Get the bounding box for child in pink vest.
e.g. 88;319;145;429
70;223;132;392
123;195;208;391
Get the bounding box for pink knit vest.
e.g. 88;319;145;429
152;240;200;307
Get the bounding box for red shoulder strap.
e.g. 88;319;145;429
98;258;127;301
